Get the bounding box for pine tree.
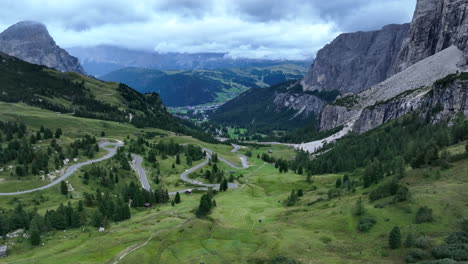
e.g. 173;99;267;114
354;197;365;216
60;181;68;195
91;209;104;227
29;215;42;246
297;166;303;175
176;155;181;165
55;128;62;139
175;192;181;204
171;200;175;206
297;189;304;197
336;178;342;188
389;226;402;249
405;230;414;248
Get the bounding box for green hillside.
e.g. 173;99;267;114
100;64;307;107
0;103;466;263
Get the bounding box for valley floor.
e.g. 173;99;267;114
0;103;466;264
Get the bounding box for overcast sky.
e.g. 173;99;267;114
0;0;416;60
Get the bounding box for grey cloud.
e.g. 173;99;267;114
0;0;417;60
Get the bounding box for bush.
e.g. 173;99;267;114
358;216;377;232
445;232;468;244
406;248;428;263
416;206;434;223
393;186;411;202
432;244;468;261
417;259;458;264
414;236;432;249
269;256;302;264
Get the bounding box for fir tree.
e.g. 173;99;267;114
175;192;181;204
60;181;68;195
389;226;402;249
354;197;365;216
29;215;42;246
405;230;414;248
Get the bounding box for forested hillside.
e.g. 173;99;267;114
101;65;307;107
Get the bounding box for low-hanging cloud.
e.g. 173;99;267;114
0;0;416;60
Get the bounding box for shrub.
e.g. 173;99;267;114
268;256;301;264
416;206;433;223
406;248;428;263
358;216;377;232
417;259;458;264
369;180;399;202
432;244;468;261
414;236;432;249
445;232;468;244
393;186;411;202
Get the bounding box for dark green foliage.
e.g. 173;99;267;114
432;244;468;261
445;232;468;244
389;226;402;249
29;215;42;246
174;192;181;204
196;193;216;218
335;178;342;188
416;206;434;224
268;256;302;264
393;185;411;202
211;81;319;133
219;178;229;192
354;197;365;216
297;189;303;197
285;190;299;206
296;114;468;177
357;216;377;232
406;248;428;263
414;236;432;249
60;181;68;195
405;231;415;248
368;179;399;201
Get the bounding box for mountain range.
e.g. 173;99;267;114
67;45;309;77
213;0;468;145
100;64;307;107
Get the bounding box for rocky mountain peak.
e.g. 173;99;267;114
301;23;410;94
0;21;53;44
395;0;468;72
0;21;85;74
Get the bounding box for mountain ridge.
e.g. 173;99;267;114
0;21;85;74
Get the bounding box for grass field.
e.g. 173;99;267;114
0;104;467;264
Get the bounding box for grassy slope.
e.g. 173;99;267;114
2;131;466;263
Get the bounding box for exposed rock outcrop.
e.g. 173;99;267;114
353;76;468;133
321;45;467;129
396;0;468;72
0;21;85;74
273;91;327;120
302;24;410;94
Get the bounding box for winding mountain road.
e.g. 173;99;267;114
131;154;151;191
0;140;249;197
0;140;124;196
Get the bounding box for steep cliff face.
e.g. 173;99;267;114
318;0;468;134
396;0;468;72
353;76;468;133
0;21;85;74
302;24;410;94
320;46;466;131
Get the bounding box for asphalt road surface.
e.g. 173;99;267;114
0;140;124;196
